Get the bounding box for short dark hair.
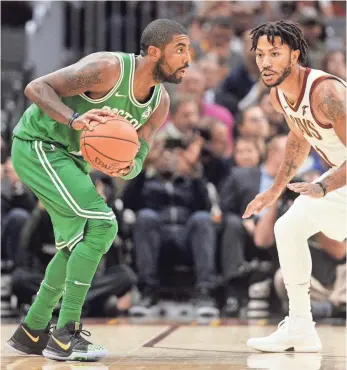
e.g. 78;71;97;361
140;19;188;56
250;20;309;66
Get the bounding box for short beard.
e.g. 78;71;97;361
262;65;292;88
152;56;183;84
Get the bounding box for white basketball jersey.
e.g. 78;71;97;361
276;68;346;168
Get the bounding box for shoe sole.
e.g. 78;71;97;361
7;339;43;356
42;348;108;362
247;343;322;353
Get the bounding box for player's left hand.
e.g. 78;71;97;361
109;160;134;177
287;182;324;198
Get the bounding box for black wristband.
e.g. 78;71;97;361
68;112;80;128
316;181;327;196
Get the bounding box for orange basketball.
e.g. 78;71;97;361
80;116;139;173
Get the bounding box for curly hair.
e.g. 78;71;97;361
250;20;309;66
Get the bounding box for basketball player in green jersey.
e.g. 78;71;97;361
8;19;191;362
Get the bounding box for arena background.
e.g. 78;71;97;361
1;1;346;323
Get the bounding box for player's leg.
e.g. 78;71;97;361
27;140;116;361
8;139;73;354
247;196;322;352
9;139;115;360
42;217;117;361
248;183;346;352
8;248;70;355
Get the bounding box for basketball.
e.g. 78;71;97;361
80;116;139;173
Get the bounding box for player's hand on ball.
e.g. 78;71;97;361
108;160;134;177
71;109;116;131
243;188;281;219
287;182;324;198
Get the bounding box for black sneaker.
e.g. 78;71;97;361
194;290;219;318
7;321;52;355
42;321;107;361
223;296;240;317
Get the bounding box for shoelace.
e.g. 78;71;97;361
73;328;91;339
277;316;290;331
45;324;54;335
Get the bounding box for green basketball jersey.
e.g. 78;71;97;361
13;53;163;154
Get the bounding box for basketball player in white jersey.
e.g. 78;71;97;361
243;20;346;352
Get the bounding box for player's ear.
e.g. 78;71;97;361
292;49;300;64
147;46;162;62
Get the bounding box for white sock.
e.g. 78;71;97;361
286;281;312;320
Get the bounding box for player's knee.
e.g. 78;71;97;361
88;218;118;254
274;214;290;242
102;218;118;244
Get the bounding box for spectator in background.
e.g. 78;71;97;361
158;94;204;174
258;92;289;137
1;158;36;263
176;66;234;152
229;1;258;53
218;135;287;316
232;136;263;169
185;13;207;45
235;105;271;156
196;117;231;189
197;57;223;104
298;9;327;69
321;49;346;80
123;139;218;318
158;94;199;143
216;30;260;116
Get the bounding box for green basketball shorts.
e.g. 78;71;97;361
11;138;116;251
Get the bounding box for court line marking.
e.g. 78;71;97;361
108;325;176;365
143;325;179;347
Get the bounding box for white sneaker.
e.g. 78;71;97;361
247;316;322;353
247;353;323;369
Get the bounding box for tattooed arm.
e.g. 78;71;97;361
24;53;120;125
272;130;311;192
268;88;312;191
307;79;346;195
243;91;311;218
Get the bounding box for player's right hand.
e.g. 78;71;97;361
71;109;116;131
242;188;281;219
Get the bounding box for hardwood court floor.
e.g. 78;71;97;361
1;319;346;369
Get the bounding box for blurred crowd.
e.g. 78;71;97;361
1;1;346;322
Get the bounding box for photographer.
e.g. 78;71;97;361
123;137;218;317
194;117;231;189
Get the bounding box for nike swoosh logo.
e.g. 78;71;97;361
115;92;126;97
22;326;39;343
52;335;71;351
74;280;90;286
